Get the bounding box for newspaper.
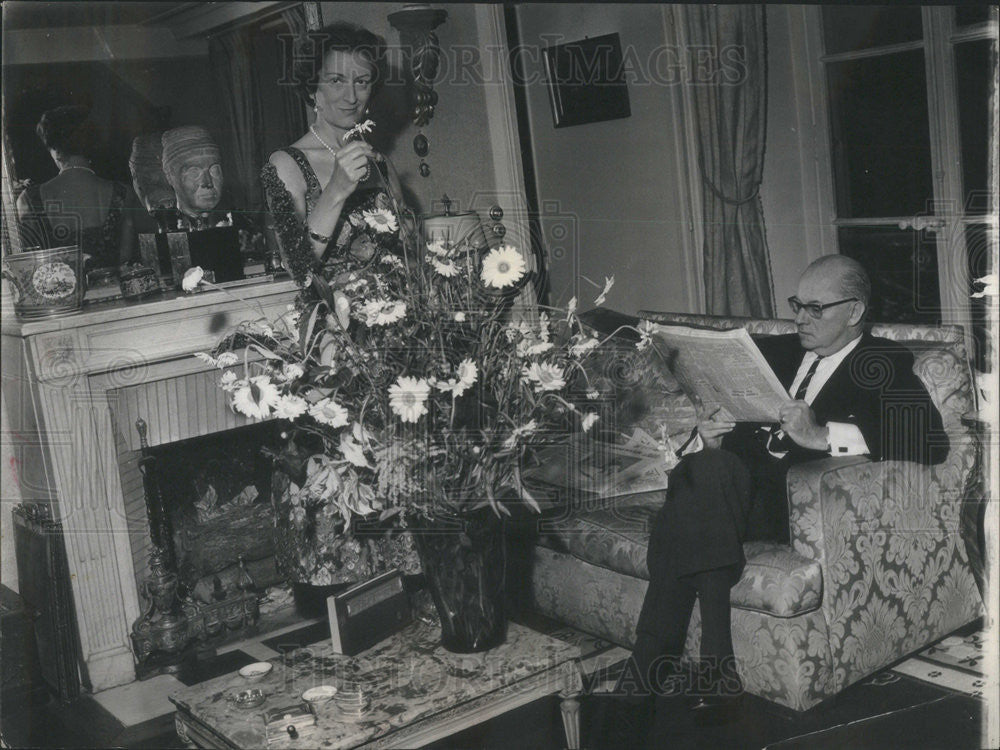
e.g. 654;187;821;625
651;324;791;423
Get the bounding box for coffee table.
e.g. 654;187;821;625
169;619;583;749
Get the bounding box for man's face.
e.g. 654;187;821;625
794;270;860;355
170;153;223;214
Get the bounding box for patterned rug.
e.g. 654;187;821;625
891;630;988;698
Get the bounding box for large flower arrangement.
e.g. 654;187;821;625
191;191;637;535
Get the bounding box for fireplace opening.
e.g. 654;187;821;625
148;422;286;602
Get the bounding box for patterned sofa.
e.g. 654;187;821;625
526;312;983;711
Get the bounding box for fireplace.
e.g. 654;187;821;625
1;278;299;689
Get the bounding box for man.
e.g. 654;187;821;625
603;255;946;741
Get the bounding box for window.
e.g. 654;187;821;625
820;6;998;368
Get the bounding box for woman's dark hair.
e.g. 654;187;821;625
292;22;387;104
36;105;96;158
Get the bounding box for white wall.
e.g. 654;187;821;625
513;3;698;314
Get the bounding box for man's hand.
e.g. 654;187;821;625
697;407;736;450
778;401;829;451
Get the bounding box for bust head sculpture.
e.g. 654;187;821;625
129;133;176;221
161;126;224;220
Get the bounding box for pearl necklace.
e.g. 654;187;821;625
309;125;340;157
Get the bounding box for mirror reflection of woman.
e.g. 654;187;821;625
15;105;137;269
261;22;407;286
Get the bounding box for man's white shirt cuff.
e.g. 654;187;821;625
827;422;869;456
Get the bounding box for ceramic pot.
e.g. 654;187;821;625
2;245;84;318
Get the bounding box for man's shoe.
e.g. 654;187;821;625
687;691;743;726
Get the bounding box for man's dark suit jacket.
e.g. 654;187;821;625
726;332;946;466
665;331;948;562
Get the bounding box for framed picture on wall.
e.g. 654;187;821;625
543;33;631;129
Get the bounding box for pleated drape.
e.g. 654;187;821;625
209;28;265;216
683;4;775;317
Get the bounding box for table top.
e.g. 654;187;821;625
169;619;581;749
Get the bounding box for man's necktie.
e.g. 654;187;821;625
767;355;824;452
793;355;824;401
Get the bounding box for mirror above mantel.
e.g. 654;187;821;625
2;1;324;244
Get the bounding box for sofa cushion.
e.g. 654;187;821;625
732;541;822;617
541;512;823;618
540;494;663;579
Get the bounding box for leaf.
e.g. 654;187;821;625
248;343;282;361
299;301;324;355
310;273;338;310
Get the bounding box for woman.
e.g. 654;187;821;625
261;21;407;286
261;22;418;605
16;105;137;269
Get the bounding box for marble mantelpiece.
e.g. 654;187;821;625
1;278;298;690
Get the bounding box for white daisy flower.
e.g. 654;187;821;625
581;412;600;432
344;119;375;140
570;336;600;357
454;311;466;322
246;321;275;338
521;362;566;392
231;375;280;419
428;256;460;277
480;245;526;289
274;394;308;420
636;320;656;351
281;363;305;382
361;299;406;326
309;398;349;428
503;419;539;450
594;275;615;306
219;371;239;392
434;359;479;397
216;352;239;368
388;376;431;423
362;208;398;234
426;239;451;257
182;266;204;291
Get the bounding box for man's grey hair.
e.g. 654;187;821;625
804;254;871;310
836;258;871;309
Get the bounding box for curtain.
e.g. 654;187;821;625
683;5;775;317
279;5;309;139
209;28;265;218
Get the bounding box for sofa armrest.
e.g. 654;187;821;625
786;456;979;691
786;457;963;568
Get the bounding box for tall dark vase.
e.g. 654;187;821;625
411;509;507;653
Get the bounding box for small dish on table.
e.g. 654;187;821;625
302;685;337;709
238;662;273;682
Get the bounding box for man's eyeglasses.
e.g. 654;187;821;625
788;296;857;319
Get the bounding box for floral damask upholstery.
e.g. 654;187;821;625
529;313;982;711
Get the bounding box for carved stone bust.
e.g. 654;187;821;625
161;126;224;222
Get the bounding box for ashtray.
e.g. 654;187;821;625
238;662;273;681
302;685;337;708
230;688;266;710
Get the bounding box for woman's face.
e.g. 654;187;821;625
314;50;375;133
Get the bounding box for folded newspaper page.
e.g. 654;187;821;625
651;324;791;422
